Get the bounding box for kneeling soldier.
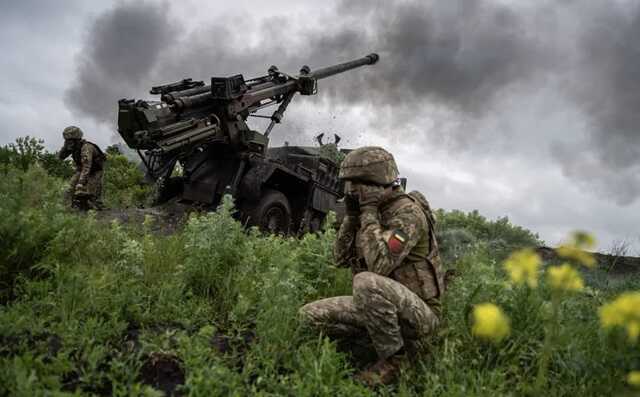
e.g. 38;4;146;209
300;146;444;386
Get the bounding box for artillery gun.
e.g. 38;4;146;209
117;54;379;233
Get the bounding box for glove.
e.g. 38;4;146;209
345;194;360;216
357;184;385;210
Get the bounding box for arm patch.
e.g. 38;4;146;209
387;230;408;255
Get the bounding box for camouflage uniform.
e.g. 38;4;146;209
58;126;106;210
300;147;445;368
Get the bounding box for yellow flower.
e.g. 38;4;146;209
628;371;640;387
570;231;597;249
546;264;584;292
599;292;640;343
503;248;541;288
555;231;597;268
471;303;511;343
555;245;596;268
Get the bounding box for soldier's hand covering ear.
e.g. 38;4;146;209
358;184;385;210
58;140;74;160
344;194;360;216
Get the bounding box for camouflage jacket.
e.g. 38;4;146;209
71;141;105;185
334;188;444;313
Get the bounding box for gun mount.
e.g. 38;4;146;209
116;54;379;234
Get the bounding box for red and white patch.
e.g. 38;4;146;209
387;230;407;255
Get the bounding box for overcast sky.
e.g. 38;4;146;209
2;0;640;253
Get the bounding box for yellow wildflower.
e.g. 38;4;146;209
555;245;596;268
628;371;640;387
471;303;511;343
546;264;584;292
555;231;597;268
599;292;640;343
503;248;541;288
570;231;596;249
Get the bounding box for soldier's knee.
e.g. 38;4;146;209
299;304;311;320
353;271;379;295
353;272;383;310
299;303;318;325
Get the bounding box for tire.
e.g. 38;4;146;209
246;189;292;234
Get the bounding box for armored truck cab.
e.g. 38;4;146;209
151;142;344;234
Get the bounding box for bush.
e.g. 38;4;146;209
82;143;154;208
1;137;637;396
0;165;68;303
103;152;151;208
436;209;542;264
0;136;74;178
39;152;74;179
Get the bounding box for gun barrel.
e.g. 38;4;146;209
163;85;211;103
308;53;379;80
171;92;214;111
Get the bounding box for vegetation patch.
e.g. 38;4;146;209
0;137;638;396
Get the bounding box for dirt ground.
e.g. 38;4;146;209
97;201;196;235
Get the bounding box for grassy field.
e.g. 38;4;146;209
1;141;639;396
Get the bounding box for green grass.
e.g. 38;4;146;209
0;161;639;396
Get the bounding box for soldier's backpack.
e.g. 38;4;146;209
88;142;107;170
407;190;446;297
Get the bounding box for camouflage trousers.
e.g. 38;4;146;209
66;170;104;210
300;271;440;360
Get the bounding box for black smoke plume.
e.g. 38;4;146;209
66;0;547;125
65;0;640;204
65;1;178;123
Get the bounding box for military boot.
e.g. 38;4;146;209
354;354;405;387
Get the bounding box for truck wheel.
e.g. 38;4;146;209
248;189;292;234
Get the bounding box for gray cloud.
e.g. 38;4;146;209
0;1;114;149
65;0;551;136
65;1;179;124
342;1;550;113
552;2;640;205
65;0;640;205
3;0;640;251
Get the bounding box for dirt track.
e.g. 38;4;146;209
97;201;195;235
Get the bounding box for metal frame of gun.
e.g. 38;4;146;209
117;53;379;179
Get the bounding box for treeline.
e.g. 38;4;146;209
0;136;74;178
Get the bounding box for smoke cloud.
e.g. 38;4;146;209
66;0;549;124
65;1;178;123
65;0;640;204
552;2;640;205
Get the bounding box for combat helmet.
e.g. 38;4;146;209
62;126;83;140
339;146;399;185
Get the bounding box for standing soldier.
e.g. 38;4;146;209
58;126;106;210
300;146;445;386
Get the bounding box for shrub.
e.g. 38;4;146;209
1;137;638;396
0;136;73;178
103;153;151;208
436;208;542;264
39;152;74;179
0;165;68;303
